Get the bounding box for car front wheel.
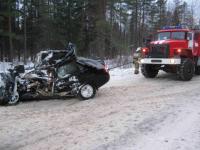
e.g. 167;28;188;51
79;84;96;100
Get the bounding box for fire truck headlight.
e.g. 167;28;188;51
174;48;182;55
142;48;146;53
142;48;149;55
177;49;181;53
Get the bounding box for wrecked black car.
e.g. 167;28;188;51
0;44;110;105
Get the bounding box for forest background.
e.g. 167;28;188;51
0;0;199;62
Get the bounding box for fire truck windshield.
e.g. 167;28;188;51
158;32;170;40
171;32;185;40
157;32;186;40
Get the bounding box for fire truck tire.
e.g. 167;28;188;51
141;64;158;78
195;66;200;75
179;58;194;81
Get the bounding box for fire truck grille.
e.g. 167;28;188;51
148;44;169;58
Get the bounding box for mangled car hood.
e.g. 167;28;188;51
77;57;105;70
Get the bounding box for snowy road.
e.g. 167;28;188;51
1;67;200;150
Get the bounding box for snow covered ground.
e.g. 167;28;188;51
0;62;11;73
1;66;200;150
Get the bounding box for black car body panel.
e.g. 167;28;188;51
0;49;110;105
77;57;105;70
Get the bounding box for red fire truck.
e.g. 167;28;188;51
140;25;200;81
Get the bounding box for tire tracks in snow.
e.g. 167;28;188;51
1;71;200;150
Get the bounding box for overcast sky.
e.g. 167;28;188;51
168;0;200;21
182;0;200;19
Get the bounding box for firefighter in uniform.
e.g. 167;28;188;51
133;47;142;74
133;34;152;74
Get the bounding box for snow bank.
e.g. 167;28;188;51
0;62;12;73
0;75;5;87
0;61;34;73
105;56;133;70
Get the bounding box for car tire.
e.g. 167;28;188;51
0;94;19;106
179;58;194;81
79;84;96;100
7;93;19;105
141;64;158;78
0;97;8;105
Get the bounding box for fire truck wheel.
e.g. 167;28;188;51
141;64;159;78
195;66;200;75
179;58;194;81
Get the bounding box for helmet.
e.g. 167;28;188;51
136;47;141;52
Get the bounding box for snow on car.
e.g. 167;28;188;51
0;44;110;105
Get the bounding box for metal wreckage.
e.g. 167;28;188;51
0;44;110;105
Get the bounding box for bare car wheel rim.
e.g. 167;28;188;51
81;85;94;98
8;93;19;104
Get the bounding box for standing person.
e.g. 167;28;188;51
132;34;152;74
133;47;142;74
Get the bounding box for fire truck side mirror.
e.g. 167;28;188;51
187;33;192;41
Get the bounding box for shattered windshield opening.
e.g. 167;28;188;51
158;32;170;40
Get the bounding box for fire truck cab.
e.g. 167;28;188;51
140;25;200;81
